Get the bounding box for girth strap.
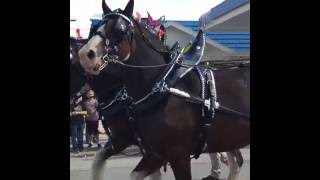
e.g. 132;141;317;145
125;104;148;156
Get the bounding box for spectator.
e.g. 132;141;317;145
70;96;87;153
84;90;101;149
203;152;241;180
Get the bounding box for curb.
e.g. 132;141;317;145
70;146;140;158
71;147;249;160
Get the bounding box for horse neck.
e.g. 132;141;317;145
88;74;123;101
123;28;168;100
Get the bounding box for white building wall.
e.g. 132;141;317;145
203;45;231;61
165;28;194;48
166;27;232;61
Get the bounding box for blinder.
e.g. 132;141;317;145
102;9;134;43
91;9;135;69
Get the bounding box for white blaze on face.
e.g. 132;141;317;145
78;25;106;75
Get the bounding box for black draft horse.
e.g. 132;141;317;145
71;38;245;180
78;1;250;179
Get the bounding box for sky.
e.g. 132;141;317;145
70;0;224;37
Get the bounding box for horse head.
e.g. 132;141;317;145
79;0;135;76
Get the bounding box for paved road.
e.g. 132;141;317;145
70;148;250;180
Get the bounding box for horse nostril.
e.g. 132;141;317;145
87;50;95;59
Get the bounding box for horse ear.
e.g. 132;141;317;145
102;0;111;15
123;0;134;17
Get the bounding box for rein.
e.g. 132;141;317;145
103;55;176;69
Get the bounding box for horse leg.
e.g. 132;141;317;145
91;141;126;180
229;149;243;167
203;153;222;180
130;156;164;180
226;151;242;180
168;150;191;180
147;161;169;180
148;169;162;180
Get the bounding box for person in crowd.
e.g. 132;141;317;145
84;90;101;149
70;96;87;153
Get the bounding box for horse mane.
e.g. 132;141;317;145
132;19;171;63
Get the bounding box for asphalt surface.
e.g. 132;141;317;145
70;148;250;180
